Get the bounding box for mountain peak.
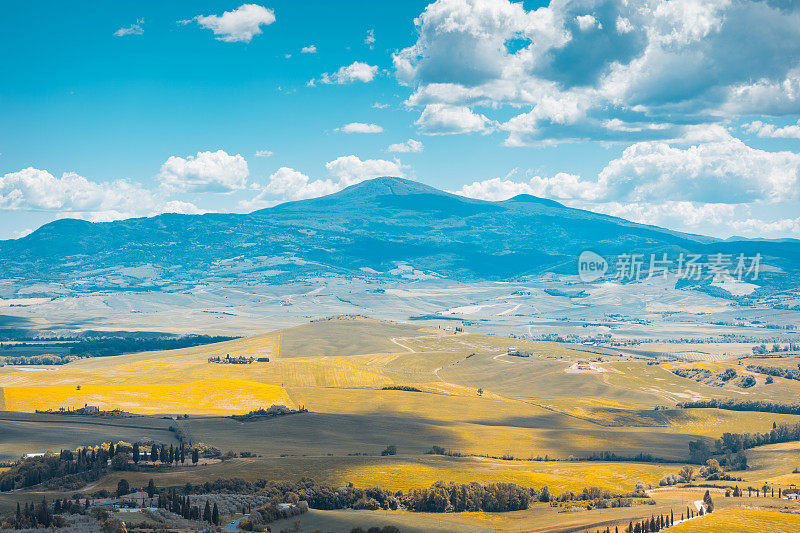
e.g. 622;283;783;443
335;176;446;198
504;194;565;208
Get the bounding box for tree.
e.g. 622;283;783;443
111;451;131;471
203;501;211;523
212;502;220;525
117;478;130;497
381;445;397;456
150;444;158;462
147;479;156;498
132;443;140;464
109;443;115;457
192;448;199;465
679;465;694;482
180;444;185;464
703;490;714;512
688;440;712;463
539;486;551;502
477;388;484;396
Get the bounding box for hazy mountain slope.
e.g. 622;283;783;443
0;177;797;290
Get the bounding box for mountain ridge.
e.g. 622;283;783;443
1;177;798;291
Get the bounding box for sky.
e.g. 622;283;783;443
2;0;800;240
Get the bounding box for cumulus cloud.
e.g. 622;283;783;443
456;172;601;201
301;44;317;54
254;149;273;158
183;4;275;43
336;122;383;134
454;129;800;237
0;168;154;214
596;132;800;204
318;61;378;84
114;18;144;37
241;156;405;209
394;0;800;144
325;155;404;186
743;119;800;139
415;104;493;135
158;150;249;193
576;14;601;31
158;200;205;215
387;139;424;153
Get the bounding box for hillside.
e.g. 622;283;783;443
3;177;796;292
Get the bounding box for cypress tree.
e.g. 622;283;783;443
151;444;158;462
203;500;211;522
212;502;219;525
133;443;140;463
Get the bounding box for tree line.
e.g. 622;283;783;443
680;398;800;415
0;442;202;491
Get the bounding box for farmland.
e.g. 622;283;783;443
1;316;800;531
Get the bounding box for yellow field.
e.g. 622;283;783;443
330;456;673;493
669;508;800;532
1;379;293;415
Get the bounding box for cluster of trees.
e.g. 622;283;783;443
152;486;220;524
746;363;800;381
680;398;800;416
0;498;69;529
230;405;305;421
71;335;237;358
0;448;108;491
751;343;800;355
401;481;530;512
177;477;650;515
381;385;422;392
208;354;254;364
239;501;308;530
716;422;800;454
0;354;75;365
626;511;675;532
0;442;202;491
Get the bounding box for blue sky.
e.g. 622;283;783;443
2;0;800;239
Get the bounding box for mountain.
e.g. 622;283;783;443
1;176;798;291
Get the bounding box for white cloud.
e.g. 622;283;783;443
114;18;144;37
415;104;493;135
387;139;424;153
615;16;633;34
596;132;800;204
336;122;383;134
254;149;274;158
743;119;800;139
364;29;376;48
301;44;317;54
158;200;205;215
394;0;800;144
0;168;152;213
184;4;275;43
242;156;405;209
455;129;800;208
158;150;249;193
576;14;600;31
319;61;378;84
456;172;600;202
325;155;404;186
